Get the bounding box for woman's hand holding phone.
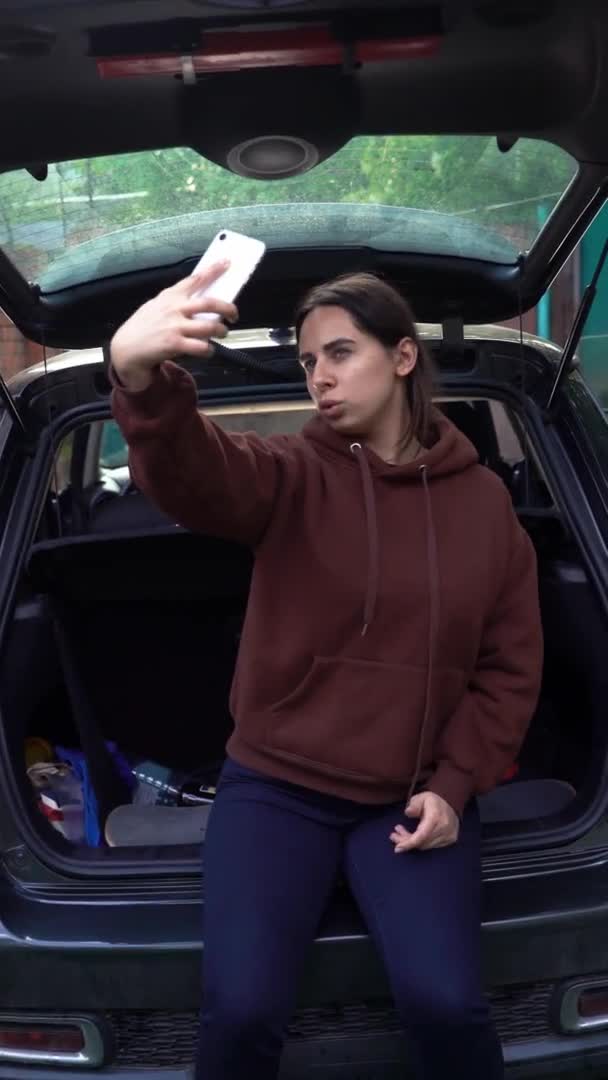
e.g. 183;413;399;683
110;261;238;393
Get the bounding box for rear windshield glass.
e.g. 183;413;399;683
0;136;577;291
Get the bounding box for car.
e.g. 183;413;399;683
1;0;608;1076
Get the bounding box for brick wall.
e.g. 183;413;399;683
0;309;61;381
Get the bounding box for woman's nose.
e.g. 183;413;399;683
312;361;335;389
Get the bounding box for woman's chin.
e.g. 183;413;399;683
331;415;366;438
324;416;353;435
320;408;359;434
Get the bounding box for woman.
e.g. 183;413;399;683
110;261;543;1080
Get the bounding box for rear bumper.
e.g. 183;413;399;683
279;1030;608;1077
506;1032;608;1076
1;1032;608;1079
0;1070;191;1080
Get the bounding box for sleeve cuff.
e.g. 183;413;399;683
426;762;475;818
110;360;194;418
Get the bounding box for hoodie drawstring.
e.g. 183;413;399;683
350;445;441;804
350;443;379;636
406;463;441;805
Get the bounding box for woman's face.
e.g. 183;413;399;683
298;305;417;438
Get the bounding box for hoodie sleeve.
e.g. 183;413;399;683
426;506;543;818
110;360;282;546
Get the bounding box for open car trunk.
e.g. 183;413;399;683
0;0;604;874
0;479;602;864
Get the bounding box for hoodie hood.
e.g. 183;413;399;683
301;406;479;479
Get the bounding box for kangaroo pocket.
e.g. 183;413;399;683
265;655;465;784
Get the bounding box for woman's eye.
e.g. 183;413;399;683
303;358;315;372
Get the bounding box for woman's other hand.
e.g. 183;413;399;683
390;791;460;852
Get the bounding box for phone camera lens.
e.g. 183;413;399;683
219;233;226;240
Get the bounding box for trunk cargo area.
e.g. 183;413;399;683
0;506;603;862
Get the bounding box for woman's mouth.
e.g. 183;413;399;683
319;400;344;418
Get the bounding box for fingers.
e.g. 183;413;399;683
112;264;238;377
391;827;457;851
178;316;229;341
179;260;230;296
389;792;459;853
167;311;233;358
405;793;424;818
391;827;447;851
183;295;239;324
173;337;215;358
392;817;436;852
420;835;454;850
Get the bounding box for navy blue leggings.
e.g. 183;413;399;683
196;758;503;1080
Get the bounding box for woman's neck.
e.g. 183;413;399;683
389;438;423;465
365;405;423;465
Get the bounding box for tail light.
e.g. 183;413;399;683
0;1014;108;1067
559;979;608;1033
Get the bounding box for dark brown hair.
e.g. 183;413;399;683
294;272;435;450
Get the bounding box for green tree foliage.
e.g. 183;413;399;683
0;135;576;280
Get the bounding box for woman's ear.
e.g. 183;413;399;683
395;337;418;377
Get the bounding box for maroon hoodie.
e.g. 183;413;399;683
112;361;543;815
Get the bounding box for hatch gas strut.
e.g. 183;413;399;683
546;235;608;415
0;372;27;438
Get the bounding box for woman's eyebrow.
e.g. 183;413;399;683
298;337;356;363
323;337;356;352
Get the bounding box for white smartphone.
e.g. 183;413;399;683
191;229;266;321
